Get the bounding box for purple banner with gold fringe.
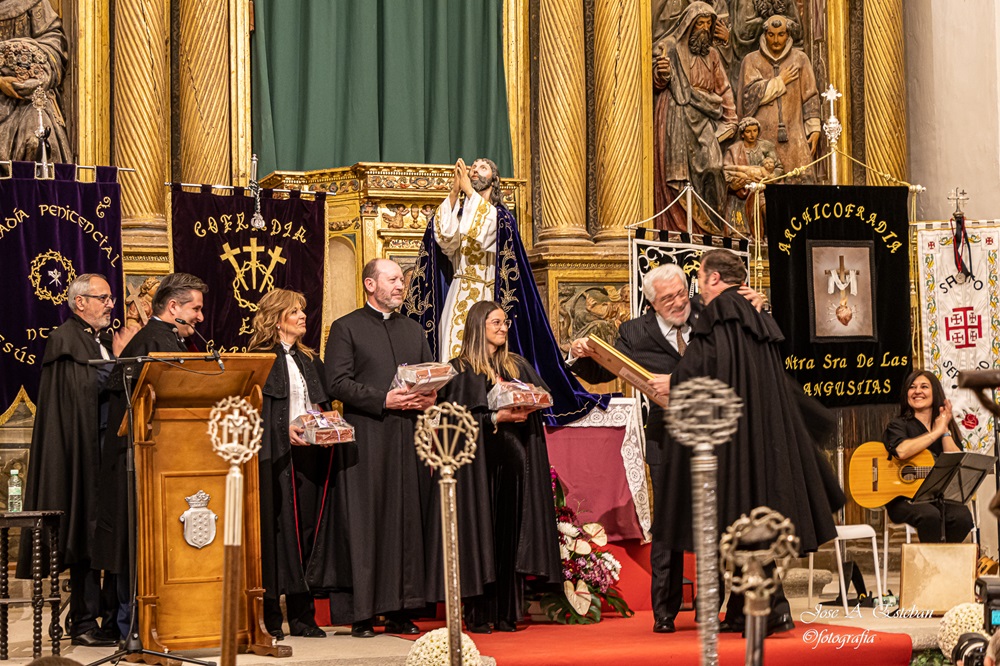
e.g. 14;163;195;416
170;186;326;352
0;161;122;421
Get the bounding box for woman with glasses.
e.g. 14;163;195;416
425;300;561;633
248;289;331;639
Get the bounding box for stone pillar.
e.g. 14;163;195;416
535;0;590;246
592;0;644;244
177;0;231;184
863;0;907;181
113;0;169;247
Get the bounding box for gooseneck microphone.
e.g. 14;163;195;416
175;318;225;371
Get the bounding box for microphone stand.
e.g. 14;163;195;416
85;355;215;666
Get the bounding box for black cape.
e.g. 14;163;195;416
423;357;563;602
91;318;187;573
16;315;111;577
306;305;434;623
659;286;844;553
258;343;331;602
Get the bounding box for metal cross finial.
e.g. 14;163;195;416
948;187;969;214
821;84;842;109
249;154;266;230
821;85;843;148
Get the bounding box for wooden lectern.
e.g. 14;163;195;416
126;353;287;659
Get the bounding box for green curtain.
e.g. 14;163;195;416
252;0;513;178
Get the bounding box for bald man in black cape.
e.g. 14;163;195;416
307;258;436;638
17;274;127;646
660;249;844;635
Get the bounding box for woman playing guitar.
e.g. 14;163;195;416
883;369;974;543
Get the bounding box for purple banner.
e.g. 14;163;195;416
170;187;326;351
0;161;123;418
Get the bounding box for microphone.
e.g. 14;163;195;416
957;370;1000;390
175;318;224;371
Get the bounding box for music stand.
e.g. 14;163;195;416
910;452;996;542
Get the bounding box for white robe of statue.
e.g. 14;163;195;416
434;189;497;362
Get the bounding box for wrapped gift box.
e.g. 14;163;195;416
291;410;355;446
487;380;553;412
391;362;457;394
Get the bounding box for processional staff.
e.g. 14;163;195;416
719;508;799;666
208;397;263;666
666;377;744;666
413;403;479;666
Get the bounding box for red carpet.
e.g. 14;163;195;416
398;611;913;666
315;540;911;663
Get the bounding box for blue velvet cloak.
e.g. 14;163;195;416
403;202;607;426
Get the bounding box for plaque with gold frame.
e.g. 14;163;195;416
585;335;668;408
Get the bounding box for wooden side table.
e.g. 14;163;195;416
0;511;62;660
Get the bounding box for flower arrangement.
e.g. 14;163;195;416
537;468;634;624
937;602;987;658
405;628;482;666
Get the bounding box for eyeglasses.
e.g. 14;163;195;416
81;294;116;305
487;318;511;329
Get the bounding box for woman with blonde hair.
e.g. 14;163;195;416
426;300;561;633
249;289;330;639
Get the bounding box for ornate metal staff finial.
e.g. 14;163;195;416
719;507;800;666
413;402;478;666
248;154;266;230
208;396;263;465
207;396;262;664
32;87;51;179
821;85;843;186
666;377;743;666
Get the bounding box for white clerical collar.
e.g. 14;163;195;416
280;340;292;352
366;303;392;320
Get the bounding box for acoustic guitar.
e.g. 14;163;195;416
848;441;936;509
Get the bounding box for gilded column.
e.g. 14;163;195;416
826;0;852;185
113;0;169;247
73;0;111;167
592;0;644;244
862;0;907;180
535;0;590;246
178;0;231;185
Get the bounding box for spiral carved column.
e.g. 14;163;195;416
592;0;644;244
113;0;169;247
536;0;590;246
862;0;907;180
178;0;232;185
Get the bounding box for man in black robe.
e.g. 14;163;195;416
568;263;695;634
662;249;844;634
569;263;763;634
91;272;208;638
17;274;130;646
308;258;436;638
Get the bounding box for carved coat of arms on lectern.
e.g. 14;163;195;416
179;490;218;549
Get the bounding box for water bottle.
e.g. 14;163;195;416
8;469;22;513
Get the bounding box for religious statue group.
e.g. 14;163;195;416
653;0;821;237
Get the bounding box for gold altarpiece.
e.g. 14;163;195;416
48;0;906;355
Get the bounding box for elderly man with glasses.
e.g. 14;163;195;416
17;274;133;646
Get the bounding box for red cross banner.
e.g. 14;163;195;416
170;186;326;351
916;221;1000;453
